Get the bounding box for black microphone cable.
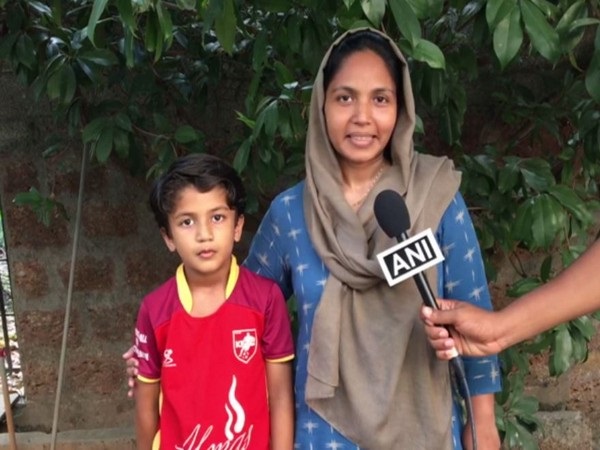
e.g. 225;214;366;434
448;352;477;450
374;189;478;450
413;270;477;450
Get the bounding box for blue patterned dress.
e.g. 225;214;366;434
244;181;501;449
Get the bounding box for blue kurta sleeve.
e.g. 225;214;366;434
436;192;502;395
243;193;294;299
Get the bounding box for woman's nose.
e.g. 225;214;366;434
352;99;371;123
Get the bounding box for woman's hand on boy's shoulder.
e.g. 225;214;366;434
122;346;139;398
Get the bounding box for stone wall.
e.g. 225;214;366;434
0;70;178;431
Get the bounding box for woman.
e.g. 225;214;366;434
127;28;501;449
243;28;500;449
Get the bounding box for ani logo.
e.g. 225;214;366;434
232;329;257;364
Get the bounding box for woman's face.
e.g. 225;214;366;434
324;49;398;167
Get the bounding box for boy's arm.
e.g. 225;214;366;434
265;361;294;450
135;381;160;450
462;393;500;450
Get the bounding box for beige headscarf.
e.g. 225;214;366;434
303;28;462;449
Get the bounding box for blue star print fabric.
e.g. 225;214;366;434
244;181;501;450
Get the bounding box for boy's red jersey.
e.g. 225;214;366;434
134;259;294;449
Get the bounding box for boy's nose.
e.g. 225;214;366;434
196;222;213;241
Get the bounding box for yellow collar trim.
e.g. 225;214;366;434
176;256;240;313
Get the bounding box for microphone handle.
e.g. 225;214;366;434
395;229;476;448
414;271;439;310
396;231;444;310
398;231;459;359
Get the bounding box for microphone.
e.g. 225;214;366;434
374;189;477;450
374;189;443;313
374;189;457;359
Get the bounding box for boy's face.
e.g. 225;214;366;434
161;185;244;281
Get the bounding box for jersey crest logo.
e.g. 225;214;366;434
233;329;257;364
163;348;176;368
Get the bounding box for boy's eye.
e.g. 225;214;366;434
212;214;225;223
180;218;193;227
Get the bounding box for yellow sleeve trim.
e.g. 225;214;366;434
152;430;161;450
137;375;160;384
265;354;295;363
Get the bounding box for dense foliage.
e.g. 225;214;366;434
1;0;600;447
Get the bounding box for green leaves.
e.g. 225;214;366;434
519;0;560;62
360;0;386;26
486;0;587;67
82;117;113;162
83;112;203;163
492;2;522;69
13;187;67;226
491;155;597;250
486;0;516;29
46;59;77;105
116;0;135;31
82;114;133;162
412;39;445;70
405;0;443;20
389;0;421;46
548;318;595;376
174;126;200;144
388;0;444;69
555;0;589;54
214;0;237;54
494;372;541;450
513;193;566;249
518;158;555;192
548;185;593;226
15;33;36;69
585;28;600;103
87;0;110;47
142;3;175;61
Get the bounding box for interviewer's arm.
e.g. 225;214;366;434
498;239;600;347
423;240;600;357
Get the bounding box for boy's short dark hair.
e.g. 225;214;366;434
149;153;246;234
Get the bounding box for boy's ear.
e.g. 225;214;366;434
160;227;176;252
234;214;245;243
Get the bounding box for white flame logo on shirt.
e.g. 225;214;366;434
175;375;253;449
224;375;245;440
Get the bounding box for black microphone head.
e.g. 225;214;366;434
374;190;411;239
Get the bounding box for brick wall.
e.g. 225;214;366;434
0;70;178;431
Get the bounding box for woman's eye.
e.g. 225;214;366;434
374;95;389;104
338;94;352;103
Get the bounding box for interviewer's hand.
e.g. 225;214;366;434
420;300;505;358
122;346;139;398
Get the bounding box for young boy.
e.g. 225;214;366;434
133;154;295;450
